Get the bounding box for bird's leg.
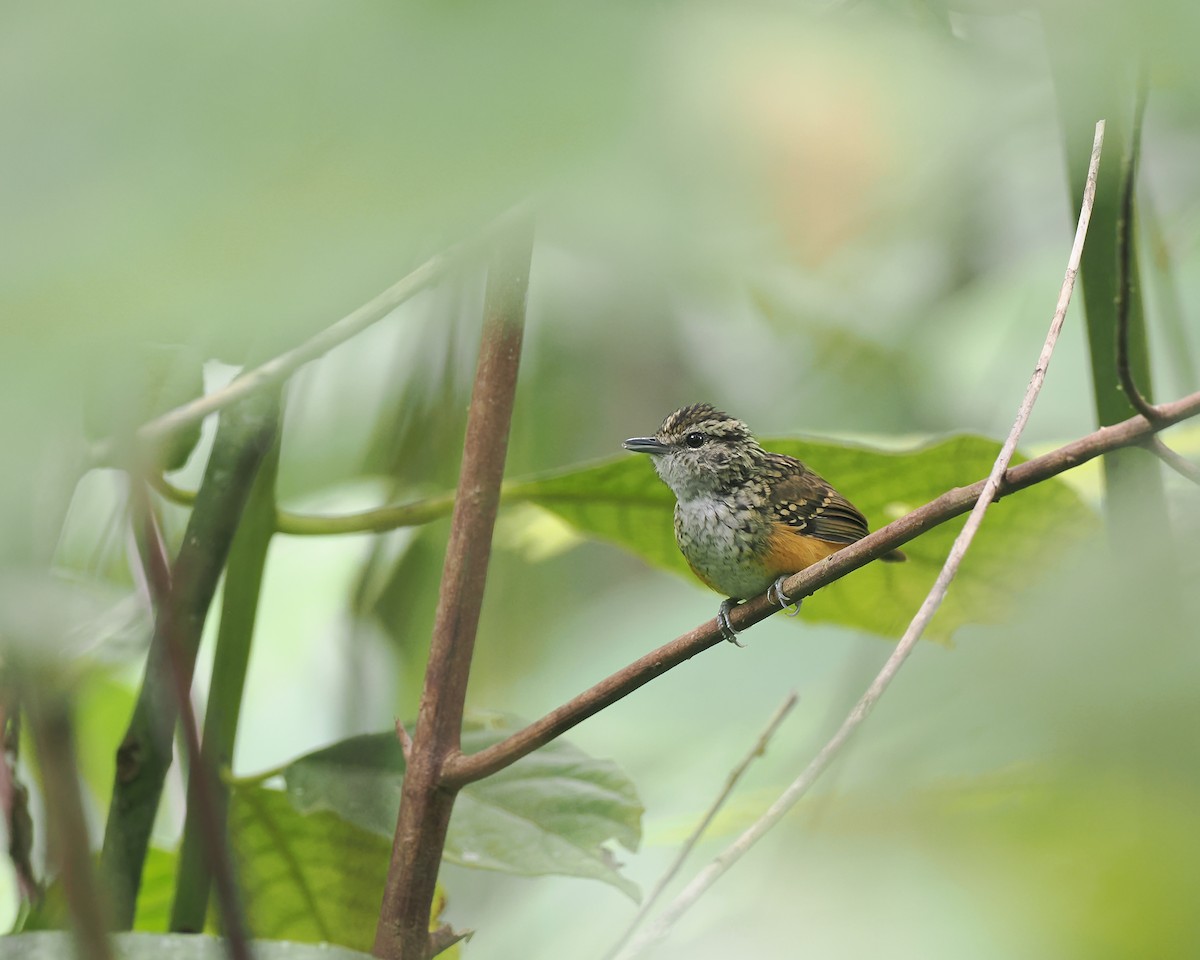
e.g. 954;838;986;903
771;575;803;618
717;598;745;646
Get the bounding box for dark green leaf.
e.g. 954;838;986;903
284;714;643;899
509;434;1097;642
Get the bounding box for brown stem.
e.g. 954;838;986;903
131;484;254;955
372;218;534;960
444;387;1200;788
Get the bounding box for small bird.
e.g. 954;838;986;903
624;403;904;644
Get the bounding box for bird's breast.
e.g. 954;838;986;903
673;493;774;599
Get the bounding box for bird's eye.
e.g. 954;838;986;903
684;432;706;448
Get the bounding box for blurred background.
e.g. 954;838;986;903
3;0;1200;956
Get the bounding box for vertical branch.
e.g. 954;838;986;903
373;218;534;960
99;391;279;929
170;394;282;933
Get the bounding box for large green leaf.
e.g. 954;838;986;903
0;932;371;959
284;714;643;899
507;434;1097;642
227;786;390;953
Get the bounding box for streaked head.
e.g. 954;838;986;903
623;403;765;499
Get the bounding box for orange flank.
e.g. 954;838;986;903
762;527;843;579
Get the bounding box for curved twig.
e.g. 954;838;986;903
1115;70;1161;422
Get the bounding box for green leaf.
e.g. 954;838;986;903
0;931;372;959
20;848;176;934
227;786;389;953
283;714;643;899
509;434;1097;642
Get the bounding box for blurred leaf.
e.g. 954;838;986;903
510;434;1097;642
0;931;372;958
22;847;175;934
84;341;205;471
283;714;643;899
0;568;149;671
132;847;180;934
72;675;136;811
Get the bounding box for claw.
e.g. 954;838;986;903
717;598;745;647
771;575;803;618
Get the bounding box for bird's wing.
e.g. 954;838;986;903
764;454;871;546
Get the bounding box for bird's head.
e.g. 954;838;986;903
623;403;766;500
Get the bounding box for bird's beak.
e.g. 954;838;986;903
623;436;670;455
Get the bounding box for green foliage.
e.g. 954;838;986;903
283;715;643;899
227;786;390;953
513;434;1097;642
0;931;372;959
22;848;181;934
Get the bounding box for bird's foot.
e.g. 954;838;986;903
717;598;744;647
771;575;803;618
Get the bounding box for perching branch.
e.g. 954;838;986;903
99;391;279;929
372;216;534;960
443;122;1164;789
612;118;1106;959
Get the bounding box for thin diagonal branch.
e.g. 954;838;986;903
373;216;534;960
130;483;253;957
613;118;1107;960
601;691;798;960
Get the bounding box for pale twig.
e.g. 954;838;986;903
601;692;798;960
614;120;1107;959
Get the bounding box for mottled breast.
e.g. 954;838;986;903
672;488;775;600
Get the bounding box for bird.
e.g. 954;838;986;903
623;403;904;644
